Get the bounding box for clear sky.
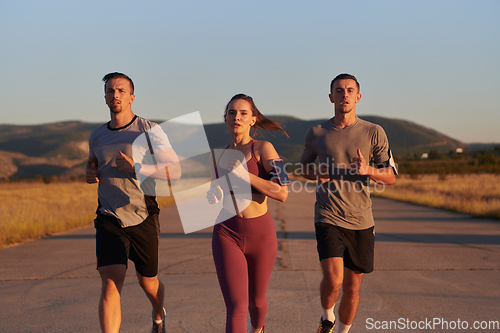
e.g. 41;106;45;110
1;0;499;143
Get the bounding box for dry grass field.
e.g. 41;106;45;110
1;174;498;248
0;181;174;249
372;174;500;219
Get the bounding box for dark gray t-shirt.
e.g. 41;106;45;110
300;117;391;230
89;116;171;227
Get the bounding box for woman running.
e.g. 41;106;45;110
207;94;289;333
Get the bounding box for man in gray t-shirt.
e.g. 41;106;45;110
86;72;180;333
299;74;396;333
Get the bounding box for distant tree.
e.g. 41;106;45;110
479;151;497;165
428;150;441;160
43;176;58;184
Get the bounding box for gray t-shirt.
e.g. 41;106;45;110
300;117;391;230
89;116;171;227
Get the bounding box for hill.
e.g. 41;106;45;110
0;121;100;179
205;115;467;161
0;116;480;179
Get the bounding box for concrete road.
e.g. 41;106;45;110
1;188;499;332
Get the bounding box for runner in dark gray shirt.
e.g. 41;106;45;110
299;74;397;333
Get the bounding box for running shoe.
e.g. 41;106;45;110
316;317;335;333
248;321;265;333
151;308;166;333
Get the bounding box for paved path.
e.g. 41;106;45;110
1;188;499;332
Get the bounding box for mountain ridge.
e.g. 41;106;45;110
0;116;489;179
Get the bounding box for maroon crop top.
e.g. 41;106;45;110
215;141;270;194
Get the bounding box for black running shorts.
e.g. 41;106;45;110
94;213;160;277
315;222;375;273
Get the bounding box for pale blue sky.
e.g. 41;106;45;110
1;0;499;143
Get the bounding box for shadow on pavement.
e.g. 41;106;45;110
48;231;500;245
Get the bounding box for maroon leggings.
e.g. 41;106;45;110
212;210;277;333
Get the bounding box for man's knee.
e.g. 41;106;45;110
99;264;127;294
137;274;161;293
321;257;344;291
342;271;363;296
322;272;343;292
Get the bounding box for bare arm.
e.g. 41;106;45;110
351;149;396;185
247;141;288;202
298;129;330;183
136;147;181;180
116;147;181;181
206;151;222;204
86;156;99;184
297;161;330;183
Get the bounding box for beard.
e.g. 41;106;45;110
108;104;122;113
337;105;354;114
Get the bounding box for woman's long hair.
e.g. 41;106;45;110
224;93;289;138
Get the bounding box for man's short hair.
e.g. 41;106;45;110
102;72;135;94
330;73;360;93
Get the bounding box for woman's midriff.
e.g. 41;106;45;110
222;194;268;219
